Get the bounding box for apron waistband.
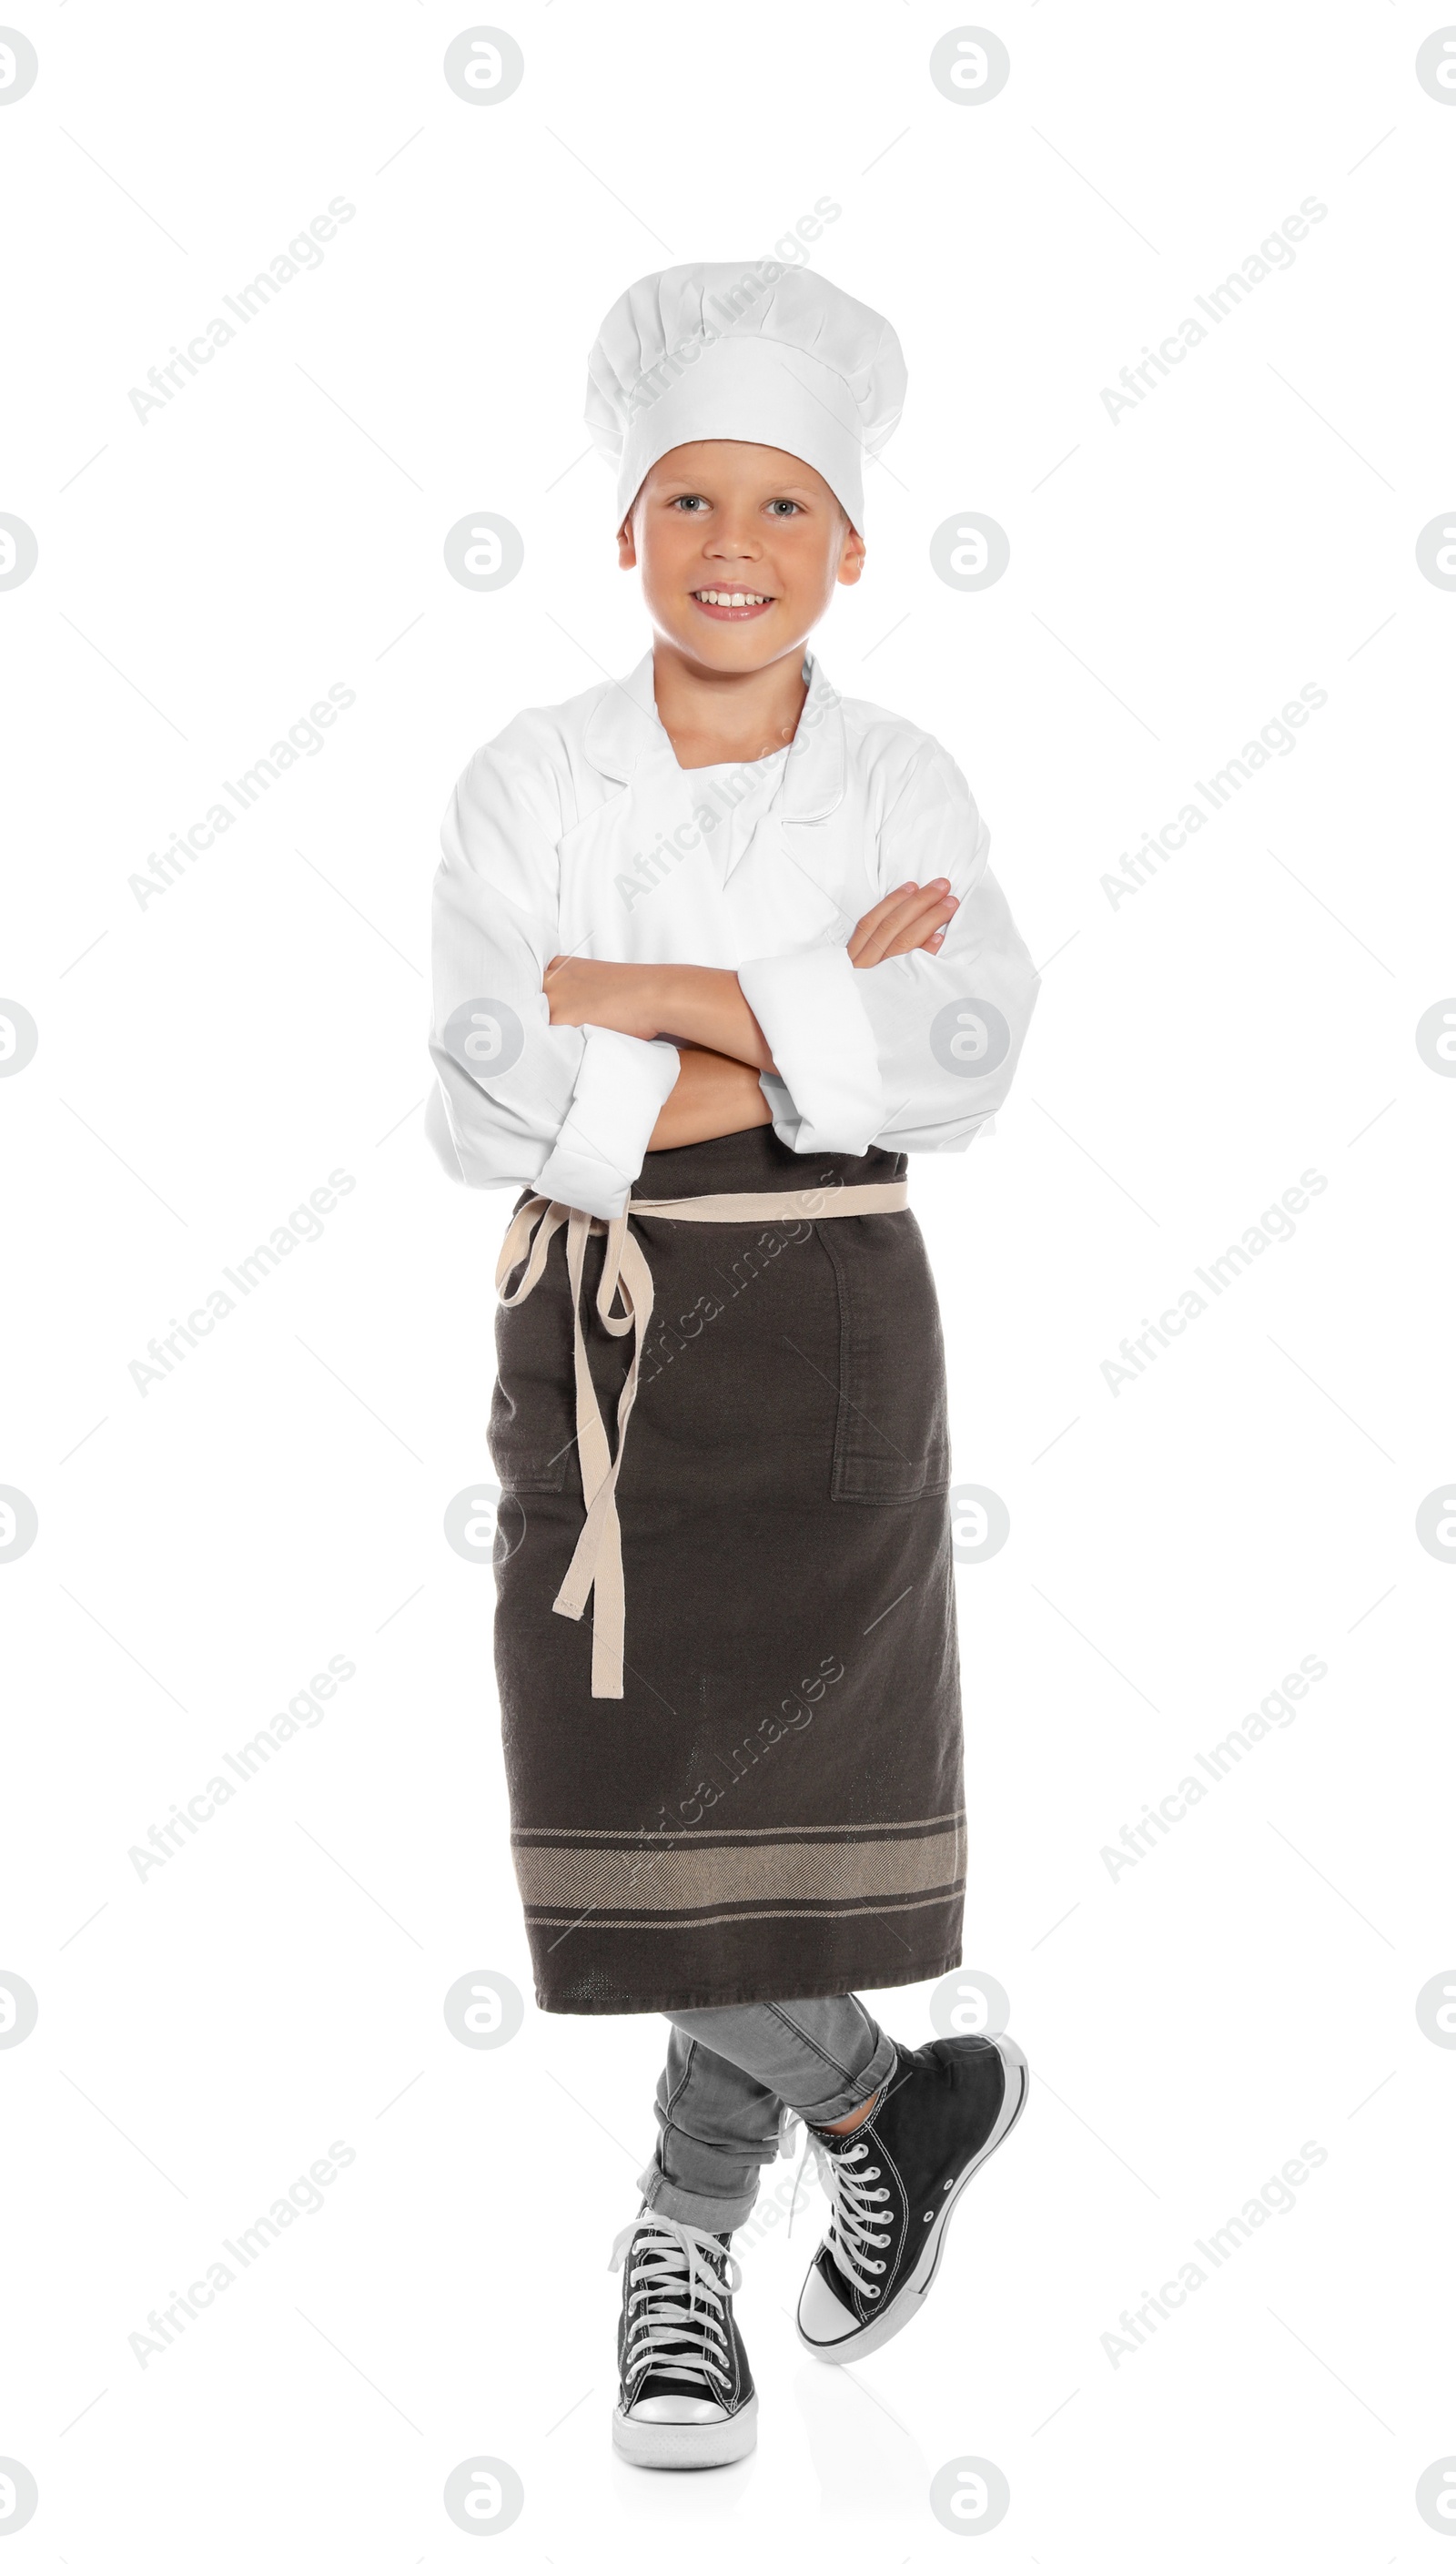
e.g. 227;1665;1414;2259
495;1182;910;1698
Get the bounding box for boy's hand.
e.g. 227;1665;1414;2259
848;880;958;966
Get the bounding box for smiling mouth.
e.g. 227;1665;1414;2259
691;588;775;617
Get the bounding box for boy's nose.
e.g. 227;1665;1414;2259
703;517;761;556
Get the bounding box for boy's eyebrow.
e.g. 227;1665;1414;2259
652;479;824;501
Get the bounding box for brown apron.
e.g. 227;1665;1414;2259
488;1123;966;2015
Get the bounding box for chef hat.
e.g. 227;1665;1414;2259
585;262;906;532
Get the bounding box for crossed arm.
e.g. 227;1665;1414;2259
543;878;958;1150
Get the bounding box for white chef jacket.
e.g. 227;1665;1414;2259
428;650;1038;1220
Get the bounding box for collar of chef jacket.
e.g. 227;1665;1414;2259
581;648;848;839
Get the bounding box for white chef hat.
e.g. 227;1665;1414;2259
585;262;906;533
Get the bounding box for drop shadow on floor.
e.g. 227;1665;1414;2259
794;2358;931;2515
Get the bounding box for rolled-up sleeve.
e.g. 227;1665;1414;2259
428;722;680;1218
735;945;885;1157
740;740;1037;1157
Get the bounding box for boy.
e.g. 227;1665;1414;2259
429;263;1037;2468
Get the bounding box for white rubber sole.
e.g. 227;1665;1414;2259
798;2034;1030;2366
612;2391;758;2469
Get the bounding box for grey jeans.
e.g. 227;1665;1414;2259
636;1992;896;2235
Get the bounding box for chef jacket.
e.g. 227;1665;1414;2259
427;649;1038;1220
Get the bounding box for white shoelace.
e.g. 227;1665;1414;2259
608;2215;742;2390
803;2132;895;2296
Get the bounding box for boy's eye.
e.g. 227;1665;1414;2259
767;499;802;515
671;494;708;512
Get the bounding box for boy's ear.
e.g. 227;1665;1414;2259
617;513;637;569
836;524;867;587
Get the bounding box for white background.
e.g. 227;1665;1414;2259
4;0;1455;2553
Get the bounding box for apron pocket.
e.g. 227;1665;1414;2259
817;1214;951;1504
489;1286;574;1492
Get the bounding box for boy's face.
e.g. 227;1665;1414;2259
618;441;865;673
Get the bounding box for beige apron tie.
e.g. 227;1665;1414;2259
495;1181;910;1699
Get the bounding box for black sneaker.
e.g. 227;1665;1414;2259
795;2033;1028;2363
609;2215;757;2468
